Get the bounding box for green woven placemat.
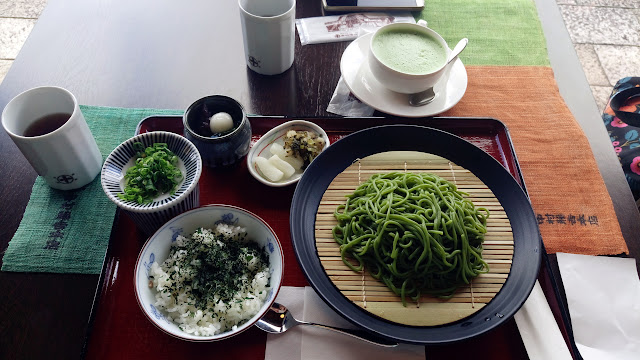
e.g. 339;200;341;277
1;106;182;274
415;0;549;66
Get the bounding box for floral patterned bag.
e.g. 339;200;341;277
603;77;640;200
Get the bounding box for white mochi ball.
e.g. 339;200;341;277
209;112;234;133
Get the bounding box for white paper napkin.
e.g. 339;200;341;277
326;76;376;117
326;27;379;117
556;252;640;360
296;12;415;45
264;286;306;360
264;286;425;360
514;280;573;360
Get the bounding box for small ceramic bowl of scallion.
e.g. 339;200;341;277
101;131;203;235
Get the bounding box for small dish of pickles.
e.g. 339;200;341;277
247;120;330;187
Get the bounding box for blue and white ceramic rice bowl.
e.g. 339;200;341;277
134;205;284;341
101;131;203;235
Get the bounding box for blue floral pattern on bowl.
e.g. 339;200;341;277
170;226;183;243
149;304;171;324
215;212;239;226
134;205;283;341
144;252;155;277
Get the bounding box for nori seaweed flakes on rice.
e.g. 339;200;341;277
149;223;271;336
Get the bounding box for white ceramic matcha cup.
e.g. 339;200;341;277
368;21;452;94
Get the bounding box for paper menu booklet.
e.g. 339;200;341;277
323;0;424;12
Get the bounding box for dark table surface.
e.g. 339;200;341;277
0;0;638;359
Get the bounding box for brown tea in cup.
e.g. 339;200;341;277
23;113;71;137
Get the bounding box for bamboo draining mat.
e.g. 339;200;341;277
315;151;513;326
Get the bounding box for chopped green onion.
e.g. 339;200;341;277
117;142;184;204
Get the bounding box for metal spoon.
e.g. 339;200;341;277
408;87;436;107
256;302;398;347
408;38;469;107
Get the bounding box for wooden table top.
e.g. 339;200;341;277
0;0;637;359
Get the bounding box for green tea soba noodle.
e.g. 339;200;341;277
332;172;489;305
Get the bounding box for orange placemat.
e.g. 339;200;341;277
444;66;628;255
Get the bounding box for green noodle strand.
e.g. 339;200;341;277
333;172;489;306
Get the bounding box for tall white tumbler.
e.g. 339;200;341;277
239;0;296;75
1;86;103;190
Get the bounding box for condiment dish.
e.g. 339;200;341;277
247;120;330;187
134;204;284;342
183;95;252;168
101;131;203;235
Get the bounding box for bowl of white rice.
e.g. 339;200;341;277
134;204;283;341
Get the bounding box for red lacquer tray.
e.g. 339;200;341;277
83;116;577;359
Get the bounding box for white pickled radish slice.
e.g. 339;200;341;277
254;156;283;182
268;155;295;178
269;143;303;170
269;142;286;157
283;155;304;171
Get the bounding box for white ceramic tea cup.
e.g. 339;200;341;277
368;21;452;94
1;86;103;190
238;0;295;75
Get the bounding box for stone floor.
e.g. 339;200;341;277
0;0;638;113
0;0;44;84
557;0;640;112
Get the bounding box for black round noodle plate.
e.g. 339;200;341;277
289;125;542;345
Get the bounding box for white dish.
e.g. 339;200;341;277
134;204;284;342
247;120;330;187
340;33;468;118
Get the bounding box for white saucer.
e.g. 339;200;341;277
340;33;468;118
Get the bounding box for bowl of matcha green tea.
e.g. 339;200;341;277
368;21;452;94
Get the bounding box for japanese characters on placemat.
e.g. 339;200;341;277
43;190;81;250
536;213;599;228
445;66;628;256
